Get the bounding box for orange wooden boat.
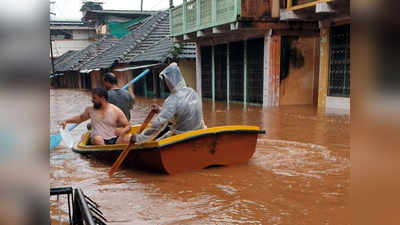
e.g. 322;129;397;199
72;125;265;174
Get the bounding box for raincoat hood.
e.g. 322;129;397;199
159;62;186;93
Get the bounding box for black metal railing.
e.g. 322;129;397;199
50;187;107;225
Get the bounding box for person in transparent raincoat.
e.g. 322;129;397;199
130;62;206;144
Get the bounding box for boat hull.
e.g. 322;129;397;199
72;125;264;174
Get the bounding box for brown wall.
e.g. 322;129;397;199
90;70;103;88
178;59;196;90
241;0;272;18
112;65;130;88
280;36;318;105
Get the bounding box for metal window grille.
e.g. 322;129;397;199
201;46;212;98
246;38;264;104
328;24;350;97
215;44;228;101
229;41;244;102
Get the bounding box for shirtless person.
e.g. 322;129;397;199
61;88;131;145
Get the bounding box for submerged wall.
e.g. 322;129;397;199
280;36;318;105
179;59;196;90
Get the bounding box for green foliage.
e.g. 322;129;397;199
170;43;184;60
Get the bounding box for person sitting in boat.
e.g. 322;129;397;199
130;62;206;144
60;88;131;145
103;72;135;121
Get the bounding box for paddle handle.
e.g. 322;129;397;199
108;109;157;176
121;69;150;90
108;141;136;176
138;110;157;133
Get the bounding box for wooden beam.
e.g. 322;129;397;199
263;33;280;107
287;0;293;8
317;28;330;109
173;36;184;42
287;0;333;11
196;31;206;37
212;25;229;34
183;33;195;41
271;0;280;18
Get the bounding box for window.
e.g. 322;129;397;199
328;24;350;97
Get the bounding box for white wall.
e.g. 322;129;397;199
72;30;90;40
51;40;93;57
50;29;95;57
325;96;350;113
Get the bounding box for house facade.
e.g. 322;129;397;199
50;21;96;57
170;0;350;111
50;10;196;99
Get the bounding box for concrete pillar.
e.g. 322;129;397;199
263;32;281;107
195;43;202;97
318;27;330;109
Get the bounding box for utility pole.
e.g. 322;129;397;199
50;31;55;75
141;0;143;11
50;1;56;75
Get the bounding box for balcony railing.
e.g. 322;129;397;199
286;0;333;10
170;0;241;36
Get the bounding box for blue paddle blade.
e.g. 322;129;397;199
49;124;79;150
121;69;150;90
50;133;62;150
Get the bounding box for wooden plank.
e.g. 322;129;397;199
287;0;293;8
271;0;280;18
317;28;330;109
270;35;281;106
241;0;271;19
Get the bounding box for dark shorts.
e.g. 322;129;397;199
87;137;118;145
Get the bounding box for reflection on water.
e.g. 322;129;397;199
50;89;349;225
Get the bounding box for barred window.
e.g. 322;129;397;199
328;24;350;97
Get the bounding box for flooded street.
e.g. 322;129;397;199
50;89;349;225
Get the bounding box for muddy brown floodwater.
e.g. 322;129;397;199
50;89;349;225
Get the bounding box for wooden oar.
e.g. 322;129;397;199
108;109;157;176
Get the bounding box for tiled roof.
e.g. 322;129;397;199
53;36;119;72
82;10;195;70
54;10;196;72
53;50;79;72
129;37;173;63
81;11;170;70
